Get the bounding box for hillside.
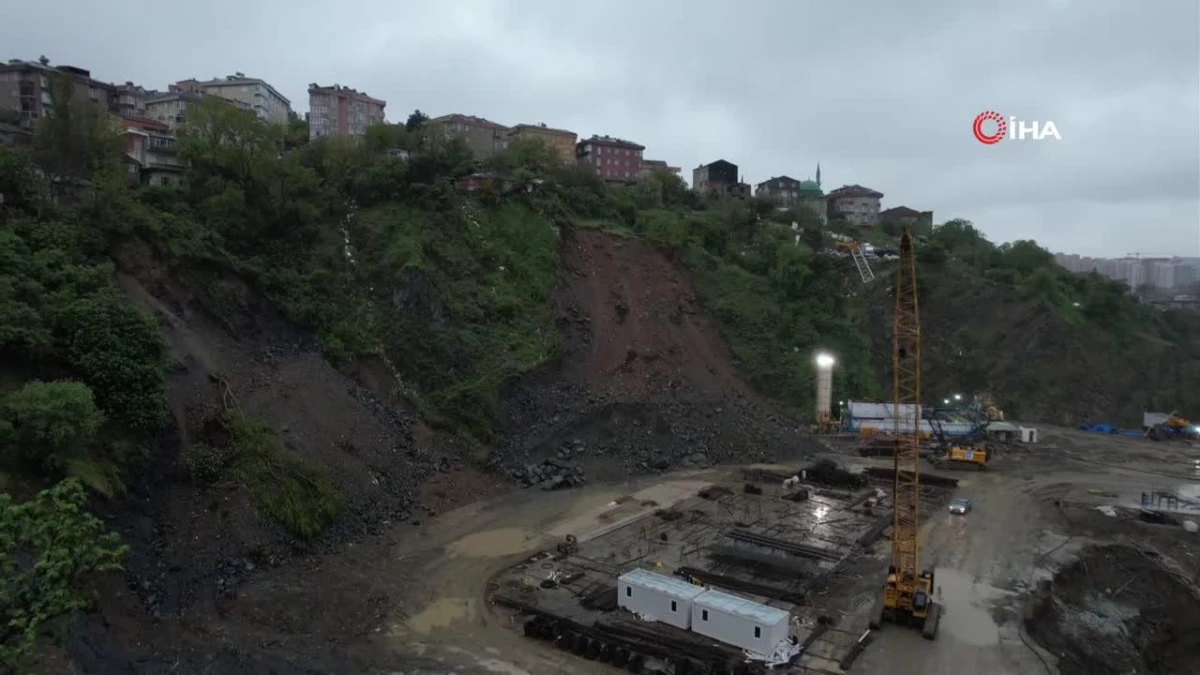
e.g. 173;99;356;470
861;223;1200;426
3;91;1200;671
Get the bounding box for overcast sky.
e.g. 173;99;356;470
4;0;1198;256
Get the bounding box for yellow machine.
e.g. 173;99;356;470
930;444;991;470
976;392;1004;421
814;410;841;434
869;228;941;640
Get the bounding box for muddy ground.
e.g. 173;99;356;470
56;230;1200;674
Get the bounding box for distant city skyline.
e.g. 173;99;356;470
1054;252;1200;290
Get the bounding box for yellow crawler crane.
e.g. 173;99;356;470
869;228;940;639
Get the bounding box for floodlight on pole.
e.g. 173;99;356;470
814;352;835;421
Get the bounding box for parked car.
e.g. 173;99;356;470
949;497;972;514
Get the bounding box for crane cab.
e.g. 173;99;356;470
871;567;940;639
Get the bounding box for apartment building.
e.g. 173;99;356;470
116;82;162;119
693;159;750;196
755;176;803;208
0;58;118;127
144;91;208;131
427;113;509;160
120;117;186;186
577;135;646;182
827;184;884;227
508;123;577;165
879;205;934;234
638;159;682;179
174;73;291;124
308;84;386;139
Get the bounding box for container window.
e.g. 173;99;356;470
671;601;677;612
702;610;709;621
625;586;631;597
754;626;762;638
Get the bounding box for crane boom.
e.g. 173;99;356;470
892;229;921;589
870;227;940;639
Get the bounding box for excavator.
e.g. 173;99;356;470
927;419;992;471
1147;413;1200;441
975;392;1004;422
869;228;941;639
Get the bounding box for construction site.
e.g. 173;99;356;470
60;222;1200;675
444;231;1200;675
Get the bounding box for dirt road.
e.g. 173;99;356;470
850;470;1060;675
852;426;1200;675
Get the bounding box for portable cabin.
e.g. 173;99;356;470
617;568;707;629
691;589;790;656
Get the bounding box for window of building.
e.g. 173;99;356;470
670;601;677;612
625;586;631;597
701;610;709;621
754;626;761;639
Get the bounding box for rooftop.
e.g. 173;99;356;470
510;122;575;136
828;184;883;199
583;134;645;150
694;589;790;624
619;568;708;599
881;206;923;217
308;84;385;105
429;113;510;130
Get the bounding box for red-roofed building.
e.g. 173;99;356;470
577;135;645;182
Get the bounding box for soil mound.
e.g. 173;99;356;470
494;227;820;480
1026;544;1200;675
554;228;750;398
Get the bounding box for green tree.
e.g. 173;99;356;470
0;146;37;214
405;109;430;132
31;73;121;192
0;479;128;669
0;381;104;473
284;115;310;150
178;96;278;186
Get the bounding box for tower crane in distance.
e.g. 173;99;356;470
868;227;941;639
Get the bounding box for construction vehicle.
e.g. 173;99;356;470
927;419;993;470
1147;413;1200;441
814;410;842;434
869;228;940;639
975;392;1004;421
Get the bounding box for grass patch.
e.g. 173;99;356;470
228;417;344;538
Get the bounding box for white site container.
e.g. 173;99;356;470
1019;426;1039;443
690;589;790;657
617;568;707;630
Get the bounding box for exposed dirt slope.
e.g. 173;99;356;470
494;227;818;483
71;227;818;673
70;240;460;672
554;228;750;398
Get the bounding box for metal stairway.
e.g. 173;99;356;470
850;246;876;283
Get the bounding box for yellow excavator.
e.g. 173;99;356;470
976;392;1004;422
869;228;940;639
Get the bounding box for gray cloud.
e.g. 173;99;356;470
3;0;1197;256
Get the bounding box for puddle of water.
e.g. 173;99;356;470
933;568;1006;646
407;598;473;634
449;528;531;557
